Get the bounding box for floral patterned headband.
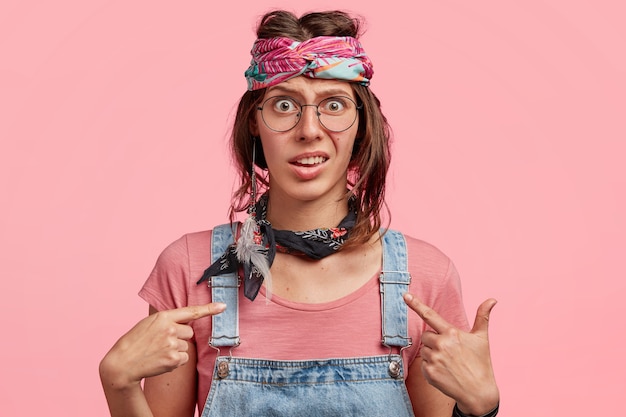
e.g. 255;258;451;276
244;36;374;91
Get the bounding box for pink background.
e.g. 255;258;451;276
1;1;624;416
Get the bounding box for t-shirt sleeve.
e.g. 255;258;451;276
431;259;471;332
138;235;191;312
406;236;471;334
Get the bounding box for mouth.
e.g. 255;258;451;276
293;156;328;166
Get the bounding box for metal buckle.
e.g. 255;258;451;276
205;276;241;288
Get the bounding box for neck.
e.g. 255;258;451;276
265;192;349;231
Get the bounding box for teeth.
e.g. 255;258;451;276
296;156;326;165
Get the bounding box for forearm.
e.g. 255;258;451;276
100;358;153;417
406;358;455;417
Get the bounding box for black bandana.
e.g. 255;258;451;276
197;193;357;301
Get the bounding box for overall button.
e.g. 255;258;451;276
217;360;230;379
388;360;401;378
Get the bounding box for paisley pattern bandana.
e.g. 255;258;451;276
197;193;356;301
244;36;374;91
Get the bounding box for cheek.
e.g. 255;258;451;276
258;138;281;168
331;132;357;155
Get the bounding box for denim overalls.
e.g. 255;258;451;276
200;224;415;417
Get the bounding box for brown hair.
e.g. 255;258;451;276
229;10;392;247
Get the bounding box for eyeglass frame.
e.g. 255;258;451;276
256;95;362;133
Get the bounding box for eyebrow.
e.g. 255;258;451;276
267;85;353;98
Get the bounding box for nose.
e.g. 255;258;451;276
295;104;323;141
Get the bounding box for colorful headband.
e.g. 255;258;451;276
244;36;374;91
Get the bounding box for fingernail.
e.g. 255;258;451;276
214;302;227;310
403;293;413;302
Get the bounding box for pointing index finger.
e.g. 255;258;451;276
166;303;226;324
403;293;451;334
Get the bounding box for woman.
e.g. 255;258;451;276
100;10;499;417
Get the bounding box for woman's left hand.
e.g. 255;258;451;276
403;293;500;416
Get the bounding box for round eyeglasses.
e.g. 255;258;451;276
257;95;361;133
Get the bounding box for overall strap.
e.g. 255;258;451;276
380;229;413;348
208;223;240;348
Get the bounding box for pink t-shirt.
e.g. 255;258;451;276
139;229;470;411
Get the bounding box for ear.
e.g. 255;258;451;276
249;118;259;136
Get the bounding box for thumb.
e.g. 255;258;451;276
470;298;497;335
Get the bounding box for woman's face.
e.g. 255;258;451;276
252;76;359;205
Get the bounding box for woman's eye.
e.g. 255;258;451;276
323;99;346;113
273;99;297;113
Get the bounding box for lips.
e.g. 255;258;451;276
294;156;327;166
290;152;329;166
289;153;329;180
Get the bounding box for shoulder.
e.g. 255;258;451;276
384;229;453;267
157;223;239;268
386;230;459;288
403;233;452;264
156;230;212;261
154;224;236;272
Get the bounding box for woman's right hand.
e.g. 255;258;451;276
100;303;226;390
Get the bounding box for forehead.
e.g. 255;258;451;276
265;76;355;100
